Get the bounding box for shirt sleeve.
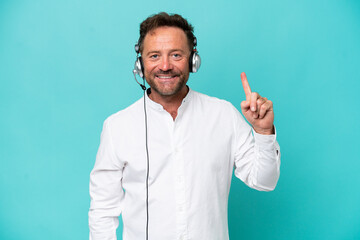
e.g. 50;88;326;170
89;118;124;240
232;105;280;191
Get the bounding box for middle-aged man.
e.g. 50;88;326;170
89;12;280;240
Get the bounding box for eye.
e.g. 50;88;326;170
149;54;159;59
172;53;182;59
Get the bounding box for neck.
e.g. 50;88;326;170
148;86;189;120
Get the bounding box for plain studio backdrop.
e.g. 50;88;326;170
1;0;359;239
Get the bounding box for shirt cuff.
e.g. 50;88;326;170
252;126;278;151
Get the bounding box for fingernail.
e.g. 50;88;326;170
251;107;256;111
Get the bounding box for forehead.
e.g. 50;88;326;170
142;26;188;52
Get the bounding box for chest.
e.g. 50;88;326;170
116;107;236;186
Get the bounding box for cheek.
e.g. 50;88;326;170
177;60;190;72
143;62;157;74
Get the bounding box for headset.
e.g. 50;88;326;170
132;34;200;240
133;37;201;80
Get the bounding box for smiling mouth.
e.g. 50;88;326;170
155;75;178;79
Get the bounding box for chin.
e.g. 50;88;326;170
152;83;187;97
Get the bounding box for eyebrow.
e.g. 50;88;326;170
144;49;186;56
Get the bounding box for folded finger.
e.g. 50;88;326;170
250;92;260;112
259;100;273;118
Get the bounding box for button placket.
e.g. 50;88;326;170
173;122;188;239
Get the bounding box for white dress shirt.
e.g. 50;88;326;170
89;88;280;240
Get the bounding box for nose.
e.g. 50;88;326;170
159;56;172;71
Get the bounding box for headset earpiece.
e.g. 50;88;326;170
189;50;201;73
189;37;201;73
133;43;144;78
134;56;144;78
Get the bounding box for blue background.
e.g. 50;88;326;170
1;0;359;239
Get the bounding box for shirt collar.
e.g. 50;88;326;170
145;86;193;111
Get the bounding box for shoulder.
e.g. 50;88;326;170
191;90;237;112
104;97;144;127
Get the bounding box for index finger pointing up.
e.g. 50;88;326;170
241;72;252;100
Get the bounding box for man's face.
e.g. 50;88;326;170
142;26;191;98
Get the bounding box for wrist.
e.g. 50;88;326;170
253;125;275;135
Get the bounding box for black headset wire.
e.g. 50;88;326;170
140;79;150;240
133;47;150;240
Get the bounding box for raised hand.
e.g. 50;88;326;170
240;72;275;135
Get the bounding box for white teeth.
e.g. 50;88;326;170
157;76;173;79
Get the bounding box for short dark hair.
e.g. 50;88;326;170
138;12;195;53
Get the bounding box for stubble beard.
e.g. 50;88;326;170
146;70;189;97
